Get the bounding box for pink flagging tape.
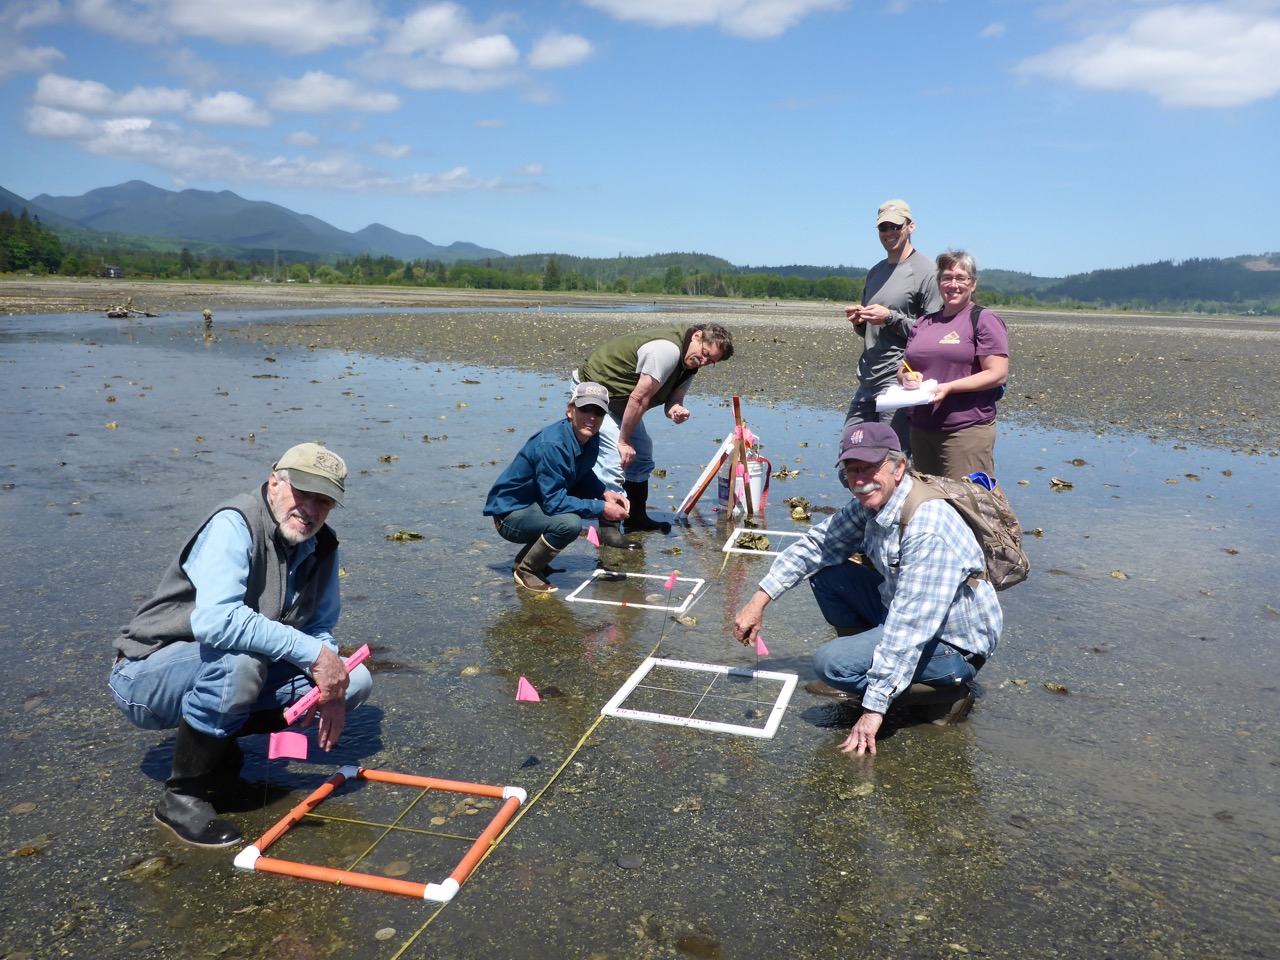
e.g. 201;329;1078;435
516;676;541;702
267;730;309;761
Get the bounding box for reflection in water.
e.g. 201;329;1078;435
0;309;1275;958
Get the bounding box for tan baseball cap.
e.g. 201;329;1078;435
571;382;610;411
273;442;347;506
876;199;913;226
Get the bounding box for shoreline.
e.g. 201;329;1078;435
5;277;1279;454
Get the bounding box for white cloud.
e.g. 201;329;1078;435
0;42;64;80
980;22;1006;39
0;0;65;79
438;34;520;70
581;0;844;39
159;48;223;89
362;2;524;92
285;131;321;146
1017;3;1280;108
476;118;508;128
189;91;271;127
268;71;401;113
34;73;190;115
370;141;411;158
529;32;594;70
22;104;528;195
510;163;544;176
70;0;380;54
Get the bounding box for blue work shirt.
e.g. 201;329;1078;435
181;510;340;670
483;417;607;519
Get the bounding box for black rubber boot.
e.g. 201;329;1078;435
623;480;671;534
597;520;640;550
155;719;243;847
894;683;975;726
513;536;563;593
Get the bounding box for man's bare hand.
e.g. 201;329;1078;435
310;646;350;704
839;711;883;756
666;404;690;424
314;699;346;751
732;591;770;646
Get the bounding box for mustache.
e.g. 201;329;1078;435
851;482;881;495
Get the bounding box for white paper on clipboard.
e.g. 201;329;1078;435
876;380;938;412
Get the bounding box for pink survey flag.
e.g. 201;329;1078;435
268;730;309;761
755;636;770;657
516;676;541;702
587;525;601;547
664;571;678;591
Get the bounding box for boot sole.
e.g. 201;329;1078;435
154;809;242;847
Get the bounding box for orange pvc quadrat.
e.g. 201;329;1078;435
233;765;526;902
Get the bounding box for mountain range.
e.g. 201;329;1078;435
4;181;1279;310
1;181;507;264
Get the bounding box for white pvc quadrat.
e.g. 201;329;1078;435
722;526;807;558
601;657;799;739
563;570;706;613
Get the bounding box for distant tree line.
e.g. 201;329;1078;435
0;209;65;274
11;226;1279;315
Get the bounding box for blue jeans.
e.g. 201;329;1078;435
808;560;977;694
494;503;583;550
109;640;373;738
571;372;654;489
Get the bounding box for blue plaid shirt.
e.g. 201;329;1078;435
759;475;1002;713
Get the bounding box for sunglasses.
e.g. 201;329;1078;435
877;222;905;233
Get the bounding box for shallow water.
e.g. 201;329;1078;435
0;309;1276;959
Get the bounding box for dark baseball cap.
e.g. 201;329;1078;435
835;422;901;464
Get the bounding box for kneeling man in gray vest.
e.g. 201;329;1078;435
109;443;372;846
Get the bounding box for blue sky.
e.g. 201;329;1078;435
2;0;1278;277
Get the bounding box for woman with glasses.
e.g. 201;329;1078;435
897;250;1009;479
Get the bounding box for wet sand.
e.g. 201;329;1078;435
2;279;1278;959
5;277;1279;454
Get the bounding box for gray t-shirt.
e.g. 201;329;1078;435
856;249;943;393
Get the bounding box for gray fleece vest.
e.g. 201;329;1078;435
113;483;339;660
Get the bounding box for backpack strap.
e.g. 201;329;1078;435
899;473;984;588
898;473;946;530
968;301;1006;402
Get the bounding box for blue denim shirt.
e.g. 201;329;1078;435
759;475;1002;713
181;510;340;670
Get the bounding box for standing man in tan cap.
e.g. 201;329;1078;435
109;442;372;847
843;199;943;456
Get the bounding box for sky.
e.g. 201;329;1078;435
1;0;1278;278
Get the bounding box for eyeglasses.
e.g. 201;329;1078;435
940;273;972;285
877;222;905;233
289;483;336;511
697;342;721;366
841;456;887;480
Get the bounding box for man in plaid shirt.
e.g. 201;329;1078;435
733;421;1001;755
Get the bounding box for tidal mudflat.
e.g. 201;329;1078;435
1;281;1276;959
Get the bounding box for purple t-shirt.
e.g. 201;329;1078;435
903;305;1008;432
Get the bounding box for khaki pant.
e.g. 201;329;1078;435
909;421;997;480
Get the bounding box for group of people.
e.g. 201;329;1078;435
733;198;1010;753
107;196;1008;850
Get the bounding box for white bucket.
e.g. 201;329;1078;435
718;458;767;513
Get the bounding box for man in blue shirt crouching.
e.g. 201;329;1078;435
732;422;1001;756
109;443;372;846
484;382;631;593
